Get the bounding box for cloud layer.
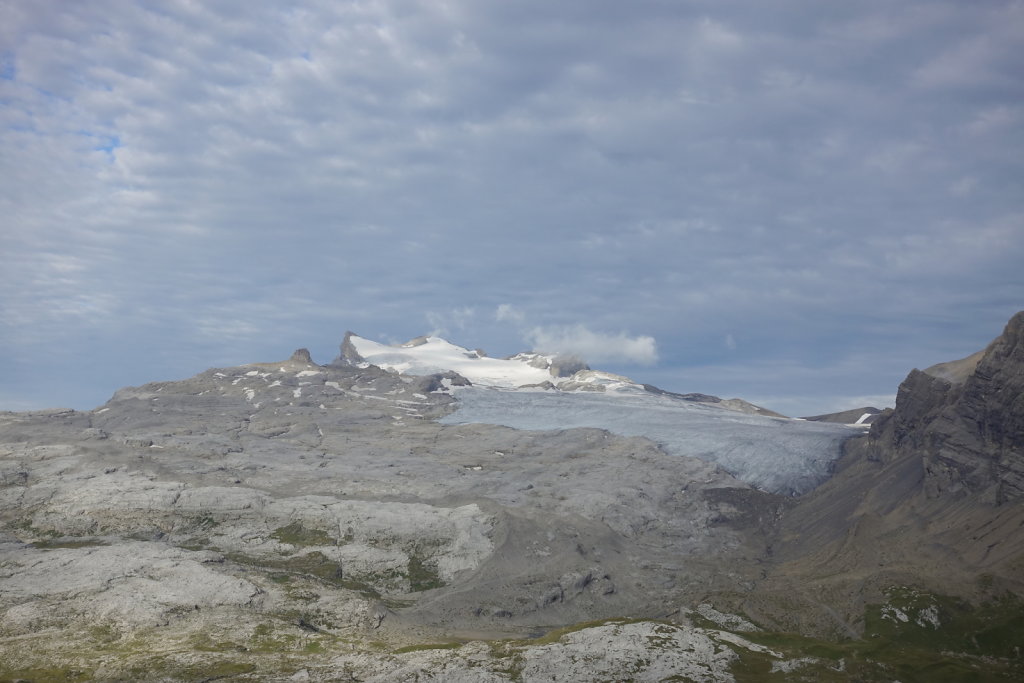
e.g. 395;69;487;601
526;325;658;365
1;1;1021;415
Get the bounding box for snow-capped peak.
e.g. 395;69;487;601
337;333;645;394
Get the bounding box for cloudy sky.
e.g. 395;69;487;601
2;0;1022;416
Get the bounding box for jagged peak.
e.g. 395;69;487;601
334;331;365;366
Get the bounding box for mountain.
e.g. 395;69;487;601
802;406;882;425
0;336;792;680
339;331;781;416
1;318;1022;681
854;310;1024;502
339;332;853;495
736;311;1024;643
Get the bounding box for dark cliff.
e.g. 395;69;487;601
861;310;1024;503
751;312;1024;637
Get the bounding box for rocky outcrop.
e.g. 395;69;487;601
334;331;366;365
412;370;472;393
859;311;1024;503
756;312;1024;639
548;356;590;378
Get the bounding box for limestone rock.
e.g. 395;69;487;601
861;310;1024;502
760;311;1024;639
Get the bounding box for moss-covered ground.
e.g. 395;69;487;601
730;589;1024;682
1;587;1021;681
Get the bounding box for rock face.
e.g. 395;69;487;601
922;348;987;384
750;312;1024;639
862;311;1024;503
335;331;367;366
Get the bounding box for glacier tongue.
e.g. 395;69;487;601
344;332;856;494
440;388;858;496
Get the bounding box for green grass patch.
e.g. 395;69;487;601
177;537;211;551
393;641;464;654
192;514;219;530
123;656;256;680
729;589;1024;683
407;554;444;592
223;549;383;598
87;623;121;644
30;538;109;550
0;667;94;682
189;632;246;653
245;619;346;655
271;521;334;547
7;517;61;540
864;587;1024;659
0;664;94;682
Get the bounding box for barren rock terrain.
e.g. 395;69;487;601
2;318;1023;681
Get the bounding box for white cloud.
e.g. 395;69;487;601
0;0;1020;414
495;303;524;323
426;307;476;337
695;17;743;51
525;325;658;365
965;105;1021;137
948;176;978;197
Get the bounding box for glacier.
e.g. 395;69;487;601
440;387;859;496
341;332;861;495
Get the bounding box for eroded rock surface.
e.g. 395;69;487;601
0;349;767;679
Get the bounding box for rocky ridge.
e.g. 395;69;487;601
858;310;1024;503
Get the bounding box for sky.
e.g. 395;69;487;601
1;0;1022;417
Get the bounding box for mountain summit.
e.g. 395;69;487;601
336;331;780;416
336;331;643;393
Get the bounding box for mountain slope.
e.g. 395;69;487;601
861;310;1024;503
744;311;1024;638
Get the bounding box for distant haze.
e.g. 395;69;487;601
1;1;1021;416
